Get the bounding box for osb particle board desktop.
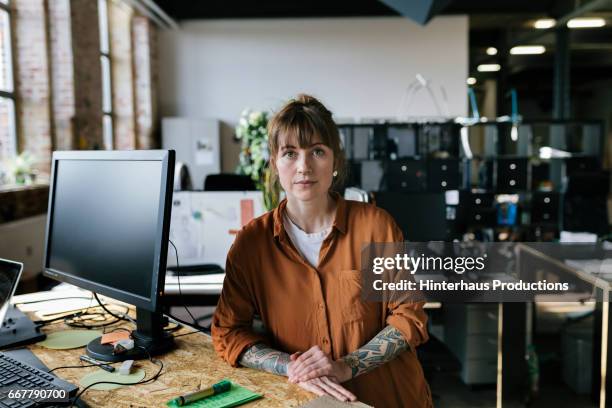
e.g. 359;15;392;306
13;290;316;407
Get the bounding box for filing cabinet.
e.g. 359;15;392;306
386;159;427;192
496;158;528;192
428;159;460;191
531;192;560;224
444;304;499;385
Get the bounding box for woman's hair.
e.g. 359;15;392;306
267;94;346;190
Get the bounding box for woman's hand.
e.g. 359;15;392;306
287;346;352;384
295;375;357;402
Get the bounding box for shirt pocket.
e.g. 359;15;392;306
338;270;377;322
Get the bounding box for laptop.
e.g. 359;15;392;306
0;258;23;326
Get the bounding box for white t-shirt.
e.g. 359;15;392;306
283;213;332;268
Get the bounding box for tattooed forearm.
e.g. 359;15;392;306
239;343;291;376
340;325;408;378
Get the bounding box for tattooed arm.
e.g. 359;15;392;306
238;343;291;376
288;325;408;383
239;343;357;402
340;325;408;378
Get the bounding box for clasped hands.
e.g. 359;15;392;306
286;345;356;402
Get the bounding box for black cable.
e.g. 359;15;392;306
63;305;131;329
48;362;118;373
168;240;207;331
70;347;163;407
34;311;87;326
93;293;136;324
166;311;209;334
173;330;200;338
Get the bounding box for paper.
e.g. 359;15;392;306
79;368;146;390
195;138;214;165
37;330;102;350
166;380;261;408
299;396;373;408
100;331;131;345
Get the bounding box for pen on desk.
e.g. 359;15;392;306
173;379;232;406
79;355;115;373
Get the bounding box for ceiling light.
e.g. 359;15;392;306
534;18;556;29
510;45;546;55
477;64;501;72
486;47;498;56
567;17;606;28
467;77;477;85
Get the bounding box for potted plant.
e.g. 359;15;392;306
235;109;280;210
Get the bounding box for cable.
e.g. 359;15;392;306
173;330;200;338
93;293;136;324
168;240;207;331
48;362;118;373
63;305;131;329
70;347;163;407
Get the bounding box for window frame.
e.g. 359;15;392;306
0;0;18;161
98;0;114;150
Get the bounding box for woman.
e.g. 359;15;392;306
212;95;432;407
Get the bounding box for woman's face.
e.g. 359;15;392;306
274;135;335;203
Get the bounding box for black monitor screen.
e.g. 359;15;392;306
47;158;165;303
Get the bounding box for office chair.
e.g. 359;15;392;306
173;162;193;191
204;173;256;191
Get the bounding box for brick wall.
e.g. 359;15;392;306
3;0;159;177
133;15;156;149
109;0;135;150
47;0;74;151
13;0;52;174
70;0;103;150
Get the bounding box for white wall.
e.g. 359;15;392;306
158;16;468;170
159;16;468;120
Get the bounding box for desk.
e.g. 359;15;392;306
12;291;316;407
516;243;612;408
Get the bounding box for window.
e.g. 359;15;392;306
98;0;113;150
0;0;16;162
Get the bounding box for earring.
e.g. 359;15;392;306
332;170;338;177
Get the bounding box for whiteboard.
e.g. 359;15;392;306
168;191;266;268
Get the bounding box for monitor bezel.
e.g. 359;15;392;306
43;150;175;312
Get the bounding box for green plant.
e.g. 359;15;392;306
11;151;36;185
235;109;279;210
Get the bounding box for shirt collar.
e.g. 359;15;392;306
273;191;347;240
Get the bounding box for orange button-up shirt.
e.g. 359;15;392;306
211;194;432;407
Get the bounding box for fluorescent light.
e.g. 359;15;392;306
486;47;498;56
467;77;477;85
477;64;501;72
510;45;546;55
534;18;556;29
567;17;605;28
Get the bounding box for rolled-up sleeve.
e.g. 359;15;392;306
386;301;429;351
380;208;429;351
211;253;268;366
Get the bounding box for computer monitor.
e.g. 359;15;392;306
43;150;175;361
374;192;448;241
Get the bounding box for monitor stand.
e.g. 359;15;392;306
0;305;46;349
86;308;175;362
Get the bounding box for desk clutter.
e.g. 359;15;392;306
167;380;262;407
4;289;318;407
37;330;102;350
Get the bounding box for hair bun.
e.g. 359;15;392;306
294;93;332;117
